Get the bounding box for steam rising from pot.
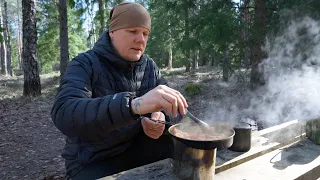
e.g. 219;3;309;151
204;17;320;128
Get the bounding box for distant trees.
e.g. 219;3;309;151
147;0;320;87
147;0;240;79
0;0;319;95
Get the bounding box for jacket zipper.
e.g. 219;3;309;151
131;64;135;91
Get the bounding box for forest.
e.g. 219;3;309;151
1;0;320;179
0;0;318;93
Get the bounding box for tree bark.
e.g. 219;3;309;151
192;49;199;70
184;3;191;72
88;1;97;48
22;0;41;96
210;53;214;66
250;0;266;90
0;0;7;75
4;0;12;76
0;43;7;75
242;0;250;68
98;0;106;35
167;20;172;70
212;53;218;67
17;0;22;70
59;0;69;77
223;45;230;82
168;43;172;70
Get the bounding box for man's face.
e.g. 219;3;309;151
109;27;149;62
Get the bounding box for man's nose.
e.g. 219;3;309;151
135;33;146;43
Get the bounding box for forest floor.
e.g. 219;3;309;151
0;67;252;180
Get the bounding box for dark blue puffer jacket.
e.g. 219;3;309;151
51;31;166;176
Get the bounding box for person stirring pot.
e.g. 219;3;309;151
51;2;188;180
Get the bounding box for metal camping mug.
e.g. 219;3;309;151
229;122;252;152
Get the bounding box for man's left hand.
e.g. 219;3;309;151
141;112;165;139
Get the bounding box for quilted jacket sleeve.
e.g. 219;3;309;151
51;54;137;137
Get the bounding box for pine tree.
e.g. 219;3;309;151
22;0;41;96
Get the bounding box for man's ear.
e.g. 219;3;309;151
109;31;114;40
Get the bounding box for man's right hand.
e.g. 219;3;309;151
131;85;188;117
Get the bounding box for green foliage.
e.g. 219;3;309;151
267;0;320;38
68;33;87;59
38;28;59;73
37;0;59;73
184;83;202;97
146;0;242;73
10;35;18;69
67;5;89;58
68;0;76;9
37;1;88;73
5;0;320;78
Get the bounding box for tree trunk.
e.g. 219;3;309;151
185;51;191;72
199;49;204;66
192;49;199;70
244;46;250;68
212;53;218;67
17;0;22;70
167;20;172;70
98;0;106;35
59;0;69;77
222;45;230;82
0;43;7;75
168;43;172;70
250;0;266;90
242;0;250;68
184;4;191;72
22;0;41;96
93;26;97;46
0;0;7;75
4;0;12;76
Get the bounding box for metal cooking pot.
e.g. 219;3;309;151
168;123;235;150
146;112;235;180
167;115;235;180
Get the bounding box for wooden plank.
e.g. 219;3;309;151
215;139;320;180
216;120;306;174
295;164;320;180
216;133;306;173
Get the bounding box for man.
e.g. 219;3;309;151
51;2;188;180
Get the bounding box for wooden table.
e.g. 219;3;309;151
100;120;320;180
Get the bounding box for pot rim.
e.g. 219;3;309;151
168;123;235;143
